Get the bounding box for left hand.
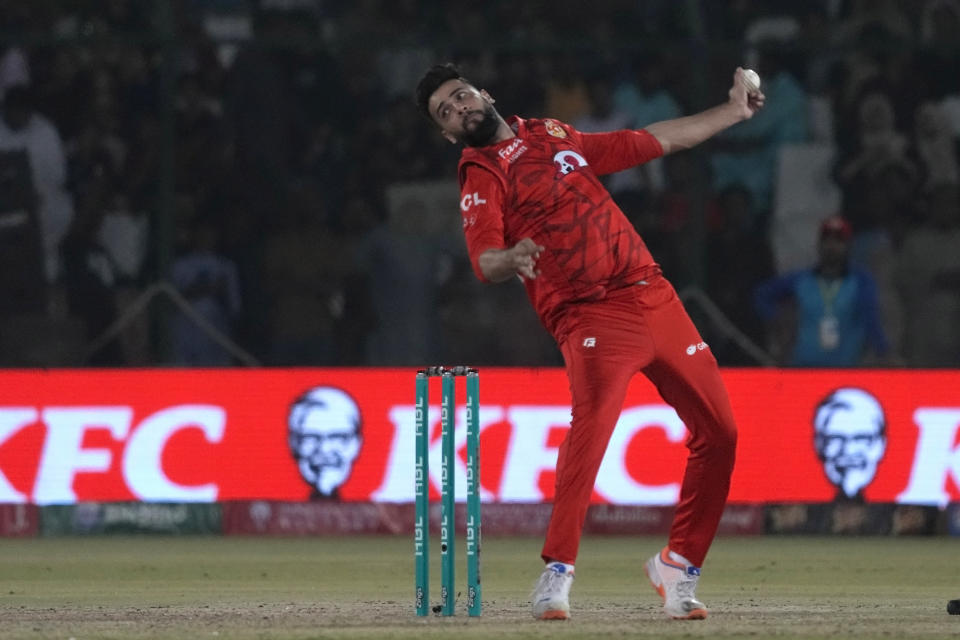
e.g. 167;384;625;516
509;237;544;280
729;67;765;119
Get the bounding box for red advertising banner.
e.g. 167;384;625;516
0;368;958;506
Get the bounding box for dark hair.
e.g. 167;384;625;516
415;63;468;121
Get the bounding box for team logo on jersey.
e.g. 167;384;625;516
545;120;567;138
553;150;587;178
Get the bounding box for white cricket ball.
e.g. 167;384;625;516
742;69;761;93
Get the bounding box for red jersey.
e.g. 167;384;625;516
458;116;664;339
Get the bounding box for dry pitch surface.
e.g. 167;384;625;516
1;534;958;639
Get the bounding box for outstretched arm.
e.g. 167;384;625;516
645;67;765;155
478;238;545;283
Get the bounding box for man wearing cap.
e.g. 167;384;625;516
753;216;890;367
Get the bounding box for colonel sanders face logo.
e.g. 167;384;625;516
813;388;887;499
288;387;362;498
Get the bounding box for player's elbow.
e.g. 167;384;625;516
644;127;678;155
655;138;675;155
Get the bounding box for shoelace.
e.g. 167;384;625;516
531;568;571;598
675;575;698;601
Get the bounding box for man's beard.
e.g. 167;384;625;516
459;106;501;147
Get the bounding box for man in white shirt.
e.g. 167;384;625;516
0;84;74;283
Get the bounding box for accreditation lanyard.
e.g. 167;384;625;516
817;277;842;351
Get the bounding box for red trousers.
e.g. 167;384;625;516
541;275;738;568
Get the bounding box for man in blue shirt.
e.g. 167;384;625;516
754;216;889;367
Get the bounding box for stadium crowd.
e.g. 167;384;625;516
0;0;958;368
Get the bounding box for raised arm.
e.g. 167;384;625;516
645;68;765;155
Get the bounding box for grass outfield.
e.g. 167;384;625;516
1;535;958;639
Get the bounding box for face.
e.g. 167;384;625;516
915;103;944;140
814;389;886;499
858;93;894;133
428;79;501;147
288;388;363;497
818;233;849;269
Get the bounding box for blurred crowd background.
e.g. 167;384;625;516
1;0;959;369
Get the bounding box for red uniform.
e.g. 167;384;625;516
458;117;737;567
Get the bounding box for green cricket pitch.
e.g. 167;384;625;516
1;534;957;639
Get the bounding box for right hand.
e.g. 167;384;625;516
730;67;765;119
509;238;545;280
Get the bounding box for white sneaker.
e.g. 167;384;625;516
644;547;708;620
530;562;574;620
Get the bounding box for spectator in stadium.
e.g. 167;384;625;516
703;185;775;365
573;72;639;194
908;101;959;191
0;45;30;101
353;189;458;366
261;184;342;366
753;215;890;367
169;212;241;366
917;0;960;117
894;182;960;367
541;53;591;124
0;84;74;284
834;91;915;230
416;62;764;622
60;176;124;366
709;41;809;224
611;52;682;196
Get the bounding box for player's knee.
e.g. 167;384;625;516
716;420;738;457
702;415;737;459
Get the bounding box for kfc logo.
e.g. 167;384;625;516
553;150;587;178
813;388;887;500
288;387;363;500
0;404;226;504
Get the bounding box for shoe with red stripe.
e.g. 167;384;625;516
531;562;573;620
644;547;708;620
